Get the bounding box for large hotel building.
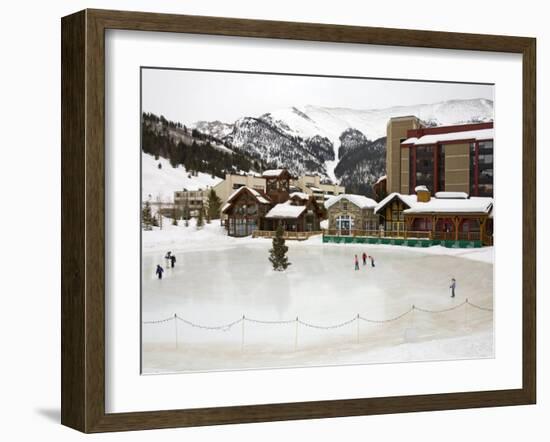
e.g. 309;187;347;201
386;116;494;197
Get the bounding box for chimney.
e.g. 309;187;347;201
415;185;431;203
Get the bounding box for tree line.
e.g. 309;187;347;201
142;113;266;178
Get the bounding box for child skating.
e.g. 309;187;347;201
354;255;359;271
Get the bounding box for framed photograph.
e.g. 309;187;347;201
61;9;536;433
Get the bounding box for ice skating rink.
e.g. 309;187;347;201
142;229;494;374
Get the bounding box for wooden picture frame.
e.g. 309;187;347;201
61;9;536;433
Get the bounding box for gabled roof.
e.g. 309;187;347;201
374;193;417;214
222;186;271;214
227;186;270;205
265;202;306;219
325;194;378;210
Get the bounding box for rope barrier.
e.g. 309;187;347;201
466;300;494;312
142;316;175;324
244;317;296;325
414;300;468;314
359;307;414;324
298;316;358;330
175;315;244;331
143;301;492;329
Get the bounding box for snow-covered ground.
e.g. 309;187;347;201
142;220;494;373
141;153;222;203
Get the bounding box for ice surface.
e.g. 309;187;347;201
142;221;493;373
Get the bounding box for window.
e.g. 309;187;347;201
437;145;445;192
336;215;353;235
470;141;494;196
415;145;434;191
342;202;348;211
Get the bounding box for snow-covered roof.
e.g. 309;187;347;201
435;191;469;199
402;128;493;146
262;169;286;178
265;202;306;219
309;186;323;192
289;192;310;201
375;192;492;215
221;202;231;214
374;193;417;214
404;197;493;215
325;194;378;210
226;186;270;205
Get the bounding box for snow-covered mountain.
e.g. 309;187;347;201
186;98;493;196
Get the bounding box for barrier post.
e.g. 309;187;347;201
174;313;178;350
465;299;469;330
241;315;245;352
294;317;299;351
356;314;360;344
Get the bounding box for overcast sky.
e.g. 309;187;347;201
142;68;494;125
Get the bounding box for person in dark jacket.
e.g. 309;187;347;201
370;255;375;268
354;255;359;271
450;278;456;297
169;254;176;268
362;252;367;266
156;264;164;279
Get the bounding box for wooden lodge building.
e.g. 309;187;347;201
323;185;493;247
374;186;493;245
221;169;324;238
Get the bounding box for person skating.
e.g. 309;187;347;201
449;278;456;297
169;254;176;268
156;264;164;280
370;255;375;268
354;255;359;271
362;252;367;266
164;251;172;267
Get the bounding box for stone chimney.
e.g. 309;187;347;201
415;185;431;203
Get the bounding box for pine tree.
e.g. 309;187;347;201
269;224;291;271
141;201;153;230
207;188;222;220
196;206;205;229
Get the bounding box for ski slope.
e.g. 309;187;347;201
141;153;222;203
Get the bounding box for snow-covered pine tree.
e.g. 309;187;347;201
141;201;153;230
269;224;291;271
